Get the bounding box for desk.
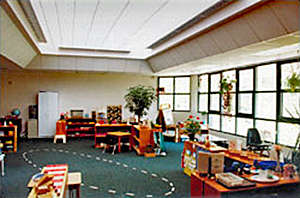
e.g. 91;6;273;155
191;171;300;197
182;141;270;177
28;164;68;198
94;124;132;148
107;132;132;153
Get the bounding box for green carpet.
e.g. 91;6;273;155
0;138;191;198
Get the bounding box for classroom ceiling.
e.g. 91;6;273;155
2;0;299;75
21;0;221;59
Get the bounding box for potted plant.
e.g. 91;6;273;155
286;66;300;92
184;115;201;141
284;68;300;172
220;77;236;115
124;85;156;123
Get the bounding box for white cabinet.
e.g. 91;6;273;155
38;92;59;138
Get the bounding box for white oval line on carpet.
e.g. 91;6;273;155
22;149;176;197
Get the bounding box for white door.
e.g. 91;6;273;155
38;92;59;137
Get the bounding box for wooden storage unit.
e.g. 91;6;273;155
66;118;96;137
131;126;154;155
0;125;17;152
94;124;132;148
0;118;22;142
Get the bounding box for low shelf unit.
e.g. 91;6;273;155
94;124;132;148
131;125;155;155
66;118;96;137
0;125;17;152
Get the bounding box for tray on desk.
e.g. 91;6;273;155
216;172;256;189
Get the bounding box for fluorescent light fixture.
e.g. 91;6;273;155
59;46;131;54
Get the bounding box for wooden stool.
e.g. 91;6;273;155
68;172;82;198
54;134;66;143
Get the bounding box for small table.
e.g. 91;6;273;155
68;172;82;198
28;170;82;198
107;132;132;153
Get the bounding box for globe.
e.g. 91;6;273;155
11;109;21;117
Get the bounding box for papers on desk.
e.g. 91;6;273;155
216;172;256;188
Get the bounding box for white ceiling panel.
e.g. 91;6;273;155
268;1;300;33
224;16;260;48
38;0;61;45
245;5;287;41
87;0;128;47
72;0;100;46
209;26;239;53
196;34;221;56
56;0;75;46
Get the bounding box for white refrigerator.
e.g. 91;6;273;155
38;92;59;138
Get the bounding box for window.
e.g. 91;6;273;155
158;76;190;111
281;62;300;90
210;94;220;111
198;75;209;113
237;117;253;137
221;115;235;134
239;69;253;91
209;114;220;131
278;122;300;147
238;68;254;116
194;59;299;148
255;93;276;119
256;64;276;91
255;120;276;143
209;74;221;113
238;93;252;114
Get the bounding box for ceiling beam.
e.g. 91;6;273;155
17;0;47;43
0;0;40;53
147;0;235;49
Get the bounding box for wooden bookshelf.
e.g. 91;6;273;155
66;118;96;137
131;125;154;155
0;125;17;153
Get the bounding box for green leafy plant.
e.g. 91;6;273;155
220;77;236;115
124;85;156;123
286;67;300;92
284;66;300;150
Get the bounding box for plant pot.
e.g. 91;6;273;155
188;133;195;141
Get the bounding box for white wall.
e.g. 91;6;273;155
0;70;157;132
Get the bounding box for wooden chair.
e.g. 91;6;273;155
54;120;67;143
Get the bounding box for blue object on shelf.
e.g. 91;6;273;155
257;160;284;170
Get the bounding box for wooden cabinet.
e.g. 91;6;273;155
0;125;17;152
131;126;154;155
66;118;96;137
0;118;22;142
94;124;132;148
